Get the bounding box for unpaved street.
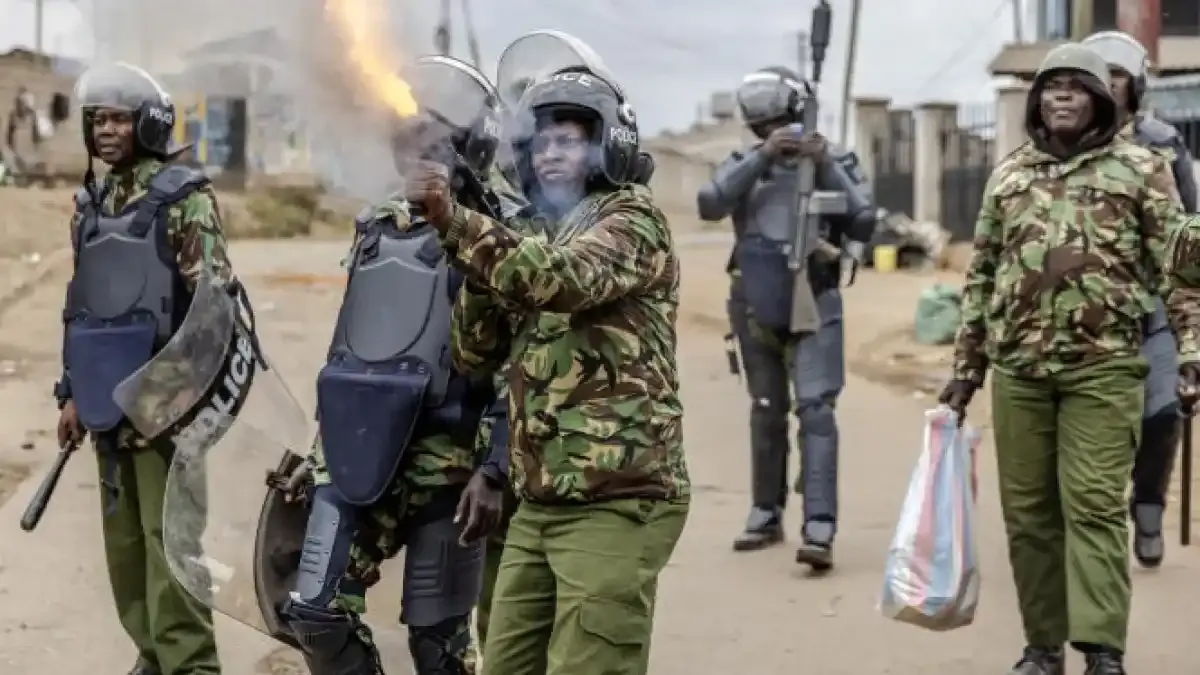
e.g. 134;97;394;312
0;237;1197;673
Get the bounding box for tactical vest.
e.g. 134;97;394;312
63;164;209;433
734;164;833;331
315;210;492;506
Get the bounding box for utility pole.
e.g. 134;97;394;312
435;0;452;56
34;0;44;53
460;0;482;69
1011;0;1025;43
796;31;808;78
838;0;861;146
1119;0;1162;65
1070;0;1094;40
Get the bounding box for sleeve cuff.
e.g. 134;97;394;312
442;204;475;254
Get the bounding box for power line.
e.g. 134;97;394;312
910;0;1010;100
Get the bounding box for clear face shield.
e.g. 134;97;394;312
495;30;623;111
1084;33;1149;80
736;73;802;128
392;57;501;178
75;62;168;115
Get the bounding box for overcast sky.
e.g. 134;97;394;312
2;0;1024;134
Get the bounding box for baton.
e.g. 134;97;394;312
20;439;80;532
1182;409;1193;547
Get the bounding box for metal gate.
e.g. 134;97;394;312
939;107;995;242
871;111;915;217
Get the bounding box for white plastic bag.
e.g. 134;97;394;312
879;407;980;631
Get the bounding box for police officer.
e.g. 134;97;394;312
1083;30;1198;569
696;66;876;569
277;55;509;675
54;62;229;675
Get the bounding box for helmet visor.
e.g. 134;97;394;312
737;74;799;124
75;62;167;111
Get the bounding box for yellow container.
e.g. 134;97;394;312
873;244;898;273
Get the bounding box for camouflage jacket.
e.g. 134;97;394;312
1117;115;1198;212
448;185;690;505
952;139;1200;384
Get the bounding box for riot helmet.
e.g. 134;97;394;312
497;31;638;190
393;55;503;180
1081;31;1149;111
74;62;177;159
737;66;810;137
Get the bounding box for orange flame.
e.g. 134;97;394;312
324;0;419;118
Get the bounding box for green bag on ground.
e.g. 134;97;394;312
914;284;962;346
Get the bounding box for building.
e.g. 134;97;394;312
990;0;1200;78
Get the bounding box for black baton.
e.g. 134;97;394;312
20;439;80;532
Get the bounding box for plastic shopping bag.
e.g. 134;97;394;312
879;407;981;631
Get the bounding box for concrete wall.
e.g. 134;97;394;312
0;50;87;177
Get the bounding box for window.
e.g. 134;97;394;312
1094;0;1118;31
1041;0;1070;40
1163;0;1200;36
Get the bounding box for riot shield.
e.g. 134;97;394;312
112;271;311;638
495;30;623;109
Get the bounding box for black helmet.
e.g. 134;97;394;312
74;62;178;158
394;55;503;179
496;31;638;189
736;66;811;129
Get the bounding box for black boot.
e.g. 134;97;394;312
1008;645;1064;675
127;658;160;675
1083;650;1125;675
732;506;783;551
1131;502;1165;568
794;520;834;571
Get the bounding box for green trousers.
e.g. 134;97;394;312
480;498;688;675
992;356;1146;652
97;436;221;674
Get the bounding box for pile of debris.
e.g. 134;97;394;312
866;209;953;270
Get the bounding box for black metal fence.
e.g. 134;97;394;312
940;105;995;242
871;110;915;217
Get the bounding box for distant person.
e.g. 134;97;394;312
695;66;875;569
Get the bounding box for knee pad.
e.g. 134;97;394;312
402;515;484;627
282;600;382;675
409;615;473;675
797;399;837;436
293;486;358;608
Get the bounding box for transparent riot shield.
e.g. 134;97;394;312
495;30;623;109
112;270;311;638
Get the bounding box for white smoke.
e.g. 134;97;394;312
58;0;445;202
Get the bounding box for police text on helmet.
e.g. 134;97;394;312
609;127;637;145
147;107;174;125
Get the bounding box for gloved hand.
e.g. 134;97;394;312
937;379;979;426
840;241;864;287
1178;361;1200;413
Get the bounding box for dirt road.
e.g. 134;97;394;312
0;238;1197;673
